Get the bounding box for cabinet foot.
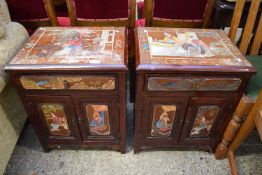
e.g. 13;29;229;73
134;146;141;154
120;149;126;154
120;145;126;154
43;146;51;153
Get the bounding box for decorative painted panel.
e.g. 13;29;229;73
148;77;241;91
40;103;70;136
10;27;125;65
151;105;177;137
137;27;252;67
20;76;115;90
190;106;220;137
86;104;111;136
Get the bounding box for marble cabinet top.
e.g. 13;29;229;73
136;27;253;72
6;27;127;71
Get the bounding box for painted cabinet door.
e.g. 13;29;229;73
180;97;234;149
141;96;188;146
24;95;81;143
73;96;119;143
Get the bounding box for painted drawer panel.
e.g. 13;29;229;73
147;77;241;91
20;76;115;90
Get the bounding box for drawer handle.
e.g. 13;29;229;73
192;82;199;89
63;80;70;89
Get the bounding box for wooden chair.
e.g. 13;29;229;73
6;0;58;30
143;0;216;27
215;0;262;174
66;0;136;27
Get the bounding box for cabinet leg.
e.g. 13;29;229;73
134;144;141;154
134;147;140;154
42;146;51;153
215;96;254;159
120;145;126;154
134;134;141;154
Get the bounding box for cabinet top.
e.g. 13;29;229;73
5;27;128;72
136;27;255;73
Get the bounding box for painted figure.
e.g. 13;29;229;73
90;111;106;130
49;113;68;132
41;104;70;136
151;105;176;137
147;31;214;57
190;106;219;137
87;105;110;136
156;111;170;132
53;32;84;56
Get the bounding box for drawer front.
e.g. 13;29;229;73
147;77;241;91
20;76;115;90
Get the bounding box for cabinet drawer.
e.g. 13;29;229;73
20;76;115;90
147;77;241;91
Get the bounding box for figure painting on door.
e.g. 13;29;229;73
86;104;111;136
151;105;177;137
190;105;220;137
40;103;70;136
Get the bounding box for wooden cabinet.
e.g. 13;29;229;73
5;27;128;153
134;27;256;153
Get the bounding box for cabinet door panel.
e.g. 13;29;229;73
190;105;220;137
24;95;81;142
73;96;119;142
141;96;188;146
39;103;71;137
180;97;234;149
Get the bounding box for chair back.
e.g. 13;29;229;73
229;0;262;56
144;0;215;28
6;0;58;29
66;0;136;27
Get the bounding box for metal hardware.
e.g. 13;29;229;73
71;118;76;124
78;117;84;122
63;80;70;89
192;82;199;89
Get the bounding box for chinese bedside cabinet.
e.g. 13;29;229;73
134;27;255;153
5;27;128;153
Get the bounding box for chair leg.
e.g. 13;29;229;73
255;110;262;141
230;90;262;152
215;96;254;159
227;151;238;175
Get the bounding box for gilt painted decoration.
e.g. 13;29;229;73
20;76;115;90
137;27;252;67
190;105;220;137
10;27;125;65
40;103;70;136
151;105;177;137
86;104;111;136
